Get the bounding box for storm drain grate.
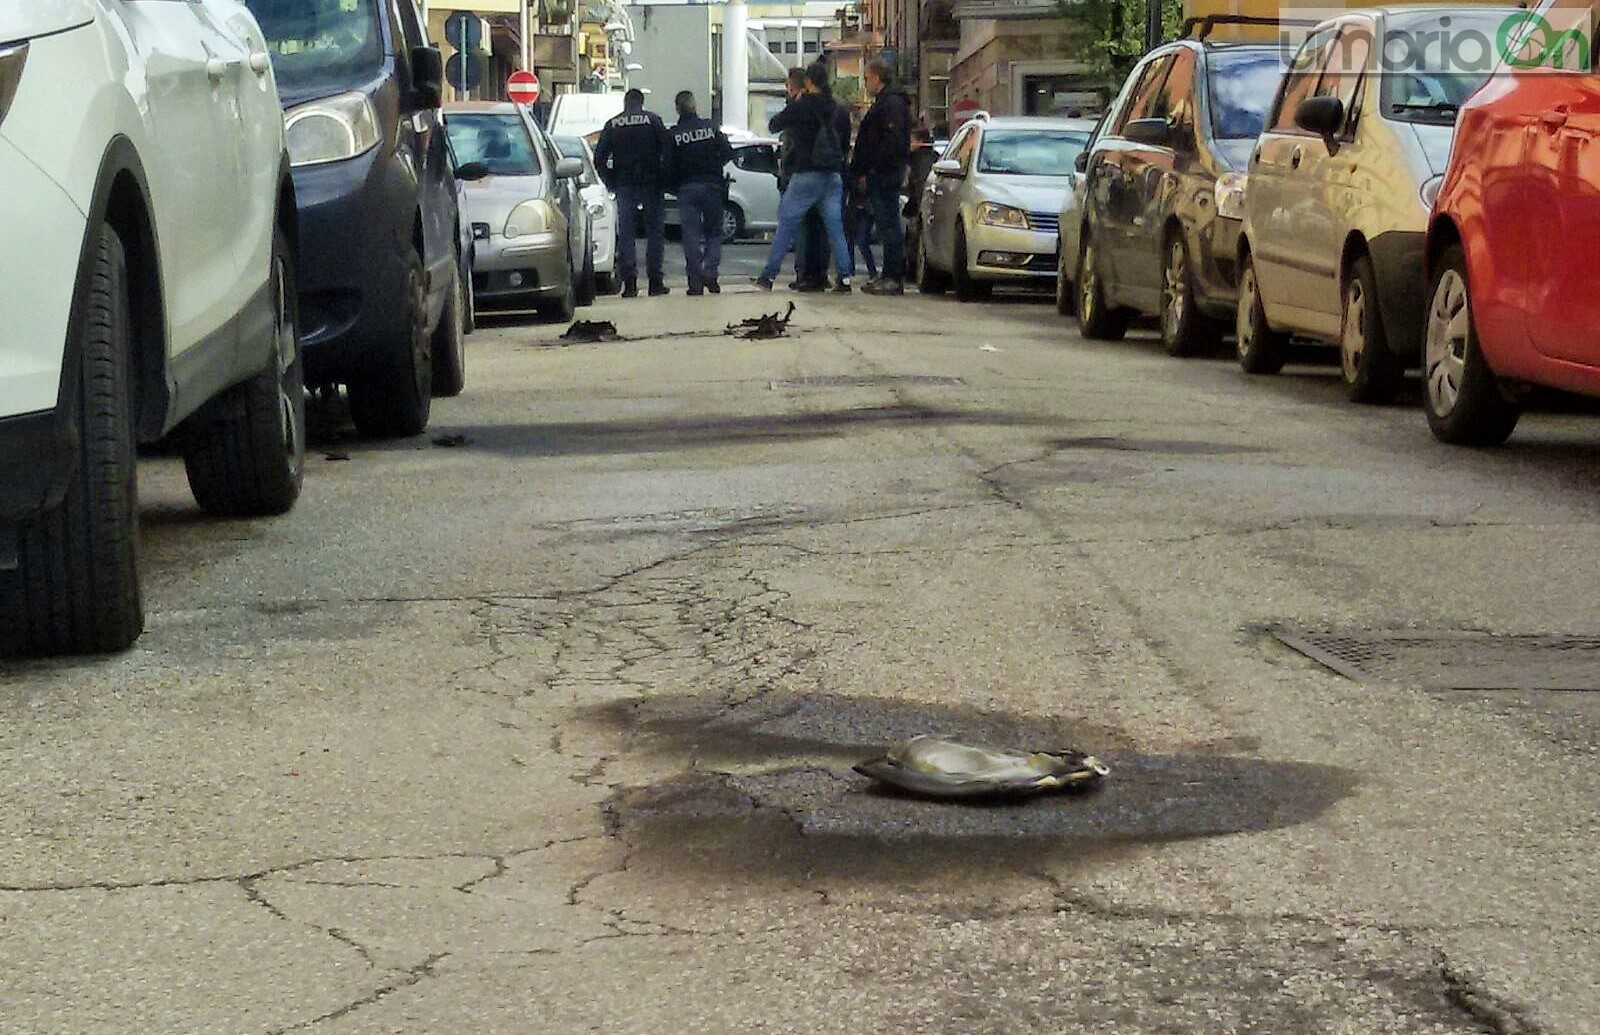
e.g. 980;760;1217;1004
771;375;965;390
1271;628;1600;690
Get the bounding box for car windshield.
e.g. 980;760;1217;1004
1208;49;1289;139
245;0;384;97
553;136;599;186
446;115;543;176
1379;10;1507;123
975;130;1089;176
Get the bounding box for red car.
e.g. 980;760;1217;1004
1424;0;1600;444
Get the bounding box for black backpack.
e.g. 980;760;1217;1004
811;104;844;171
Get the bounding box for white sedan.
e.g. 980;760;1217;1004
0;0;304;656
554;135;618;294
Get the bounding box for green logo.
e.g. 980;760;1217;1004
1498;12;1591;70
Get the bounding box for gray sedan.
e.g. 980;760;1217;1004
444;102;592;319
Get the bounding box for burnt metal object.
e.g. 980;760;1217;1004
561;319;621;343
727;303;796;340
854;734;1110;800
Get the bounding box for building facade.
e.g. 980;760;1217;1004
425;0;536;103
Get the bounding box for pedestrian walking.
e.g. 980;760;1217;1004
755;64;854;293
593;88;673;297
904;126;938;278
668;90;733;296
851;59;912;295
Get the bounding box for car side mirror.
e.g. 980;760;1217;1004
555;157;585;180
411;46;444;110
932;158;963;178
1294;95;1345;137
1073;150;1089;173
1123;117;1171;147
455;161;490;182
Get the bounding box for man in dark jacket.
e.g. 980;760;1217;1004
594;88;673;297
850;59;911;294
779;68;826;291
669;90;733;295
756;64;854;292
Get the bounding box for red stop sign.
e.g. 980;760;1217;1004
508;70;541;106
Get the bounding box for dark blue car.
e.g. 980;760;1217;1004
247;0;466;437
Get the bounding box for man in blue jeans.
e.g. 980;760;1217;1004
851;58;911;295
755;64;854;293
668;90;733;295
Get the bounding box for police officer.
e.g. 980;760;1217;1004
669;90;733;296
594;88;673;297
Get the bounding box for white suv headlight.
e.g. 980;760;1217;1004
505;200;556;238
977;202;1030;229
284;92;380;168
1214;173;1248;221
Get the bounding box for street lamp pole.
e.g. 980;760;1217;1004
1144;0;1162;51
521;0;531;73
722;0;749;130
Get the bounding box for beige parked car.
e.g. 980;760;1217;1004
1235;4;1518;402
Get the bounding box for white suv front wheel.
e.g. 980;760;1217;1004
0;224;143;656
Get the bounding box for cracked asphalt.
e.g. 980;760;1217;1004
5;250;1600;1033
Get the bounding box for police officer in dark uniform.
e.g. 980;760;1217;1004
668;90;733;296
593;88;673;297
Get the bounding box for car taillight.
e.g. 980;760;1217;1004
0;43;28;131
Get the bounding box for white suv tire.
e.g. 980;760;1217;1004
0;225;143;656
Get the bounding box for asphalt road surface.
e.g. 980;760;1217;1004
5;248;1600;1033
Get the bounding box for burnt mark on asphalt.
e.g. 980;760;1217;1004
404;406;1073;459
593;691;1356;883
1047;436;1272;456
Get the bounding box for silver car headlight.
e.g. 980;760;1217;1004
284;92;380;167
977;202;1030;230
505;199;556;238
1214;173;1248;221
1420;174;1444;210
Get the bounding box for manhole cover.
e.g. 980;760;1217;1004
1271;628;1600;690
771;375;965;390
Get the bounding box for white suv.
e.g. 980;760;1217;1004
0;0;303;656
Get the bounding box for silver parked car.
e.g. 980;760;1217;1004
665;140;782;242
1237;4;1518;400
554;135;618;295
916;114;1093;301
443;102;593;319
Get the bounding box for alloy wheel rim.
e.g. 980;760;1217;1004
1163;240;1186;339
411;270;430;396
1237;266;1256;360
273;256;302;474
1426;269;1470;416
1341;280;1366;383
1079;243;1097;316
